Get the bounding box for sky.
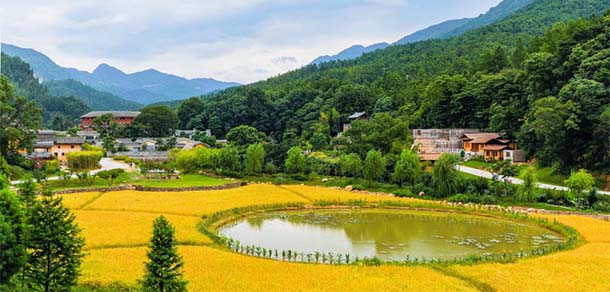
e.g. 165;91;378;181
0;0;501;84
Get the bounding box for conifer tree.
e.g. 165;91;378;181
140;216;187;292
17;176;38;209
0;188;27;285
25;194;84;292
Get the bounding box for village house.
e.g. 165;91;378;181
80;111;140;130
461;133;523;162
342;112;368;132
412;129;480;162
52;137;85;162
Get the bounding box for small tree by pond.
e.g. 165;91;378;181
245;144;265;175
518;166;538;202
364;150;386;182
285;146;306;174
140;216;187;292
564;169;595;204
392;150;421;187
431;154;461;197
339;153;362;177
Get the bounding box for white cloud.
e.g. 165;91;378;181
0;0;501;83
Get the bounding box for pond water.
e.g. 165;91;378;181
219;209;564;261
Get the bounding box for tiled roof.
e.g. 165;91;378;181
35;141;54;148
483;145;510;151
55;137;85;144
462;133;500;144
348;112;367;119
80;111;140;118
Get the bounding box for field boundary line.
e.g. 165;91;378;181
76;192;105;210
77;208;202;218
276;185;314;202
84;242;215;251
431;266;495;292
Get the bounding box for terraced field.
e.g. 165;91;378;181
64;184;610;291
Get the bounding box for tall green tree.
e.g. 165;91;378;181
364;150;386;182
0;188;27;285
518;166;538;202
431;154;461;197
0;76;42;164
564;169;595;199
25;195;84;292
17;176;38;209
392;150;421;187
140;216;187;292
226;125;266;147
339;153;363;177
285;146;306;174
218;145;242;172
133;105;179;137
245;144;265;175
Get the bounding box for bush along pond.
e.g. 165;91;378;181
200;201;581;266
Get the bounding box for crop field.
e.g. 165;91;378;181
63;184;610;291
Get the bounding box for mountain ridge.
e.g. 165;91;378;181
1;43;240;104
310;0;535;64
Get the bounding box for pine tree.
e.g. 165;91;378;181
0;188;27;285
17;176;37;209
25;195;84;292
140;216;187;292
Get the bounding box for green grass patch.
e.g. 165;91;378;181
460;160;491;169
41;172;134;191
130;174;229;188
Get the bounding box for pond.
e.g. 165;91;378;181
218;209;565;262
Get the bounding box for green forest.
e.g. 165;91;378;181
177;0;610;173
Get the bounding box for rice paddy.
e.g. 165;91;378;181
65;184;610;291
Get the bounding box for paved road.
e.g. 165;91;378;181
456;165;610;195
10;158;132;185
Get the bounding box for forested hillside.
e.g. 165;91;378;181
178;0;610;172
45;79;141;110
1;53;90;129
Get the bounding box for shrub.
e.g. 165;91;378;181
274;176;287;185
448;194;471;203
285;146;306;174
67;151;103;171
339;153;362;177
364;150;385;182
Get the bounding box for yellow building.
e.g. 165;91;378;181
52;137;85;162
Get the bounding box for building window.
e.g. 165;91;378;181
57;145;61;149
62;153;65;156
71;145;75;149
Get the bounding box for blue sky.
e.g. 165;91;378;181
1;0;501;83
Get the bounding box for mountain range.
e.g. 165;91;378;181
310;0;535;65
1;43;240;105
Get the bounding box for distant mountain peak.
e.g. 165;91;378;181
93;63;124;75
2;43;240;104
311;42;390;65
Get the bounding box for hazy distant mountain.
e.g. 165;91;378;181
393;18;471;45
310;43;390;65
311;0;535;64
1;43;240;104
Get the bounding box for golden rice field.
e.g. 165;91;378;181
61;184;610;292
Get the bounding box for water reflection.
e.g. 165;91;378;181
219;209;564;261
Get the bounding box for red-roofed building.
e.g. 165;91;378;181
80;111;140;130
